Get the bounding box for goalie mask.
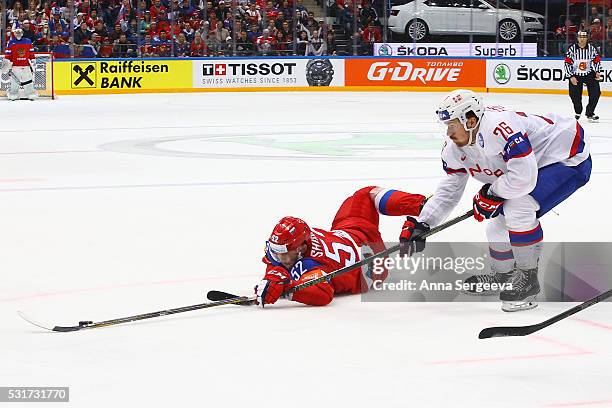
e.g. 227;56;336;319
436;89;484;145
14;28;24;40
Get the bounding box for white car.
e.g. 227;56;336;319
388;0;544;42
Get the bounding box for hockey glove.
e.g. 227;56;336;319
254;267;290;308
473;184;504;222
399;216;430;257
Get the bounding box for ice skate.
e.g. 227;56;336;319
500;268;540;312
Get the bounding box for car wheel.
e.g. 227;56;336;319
406;19;428;42
498;19;520;42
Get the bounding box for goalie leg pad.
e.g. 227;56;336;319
8;70;20;100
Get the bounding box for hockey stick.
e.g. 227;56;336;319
18;295;256;332
478;288;612;339
20;210;473;332
210;210;475;302
9;70;33;87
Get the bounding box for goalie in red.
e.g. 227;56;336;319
255;186;427;307
2;28;37;101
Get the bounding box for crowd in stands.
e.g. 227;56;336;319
3;0;610;58
4;0;363;57
555;6;612;57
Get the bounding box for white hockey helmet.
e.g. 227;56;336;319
14;28;24;40
436;89;484;131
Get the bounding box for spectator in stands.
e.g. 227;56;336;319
265;19;278;36
174;32;190;56
274;30;289;55
296;0;307;19
89;32;102;55
341;3;354;36
150;0;166;19
590;6;603;25
94;20;110;39
73;12;86;29
7;2;23;25
190;33;207;56
213;20;231;53
297;29;309;55
246;3;262;27
590;18;604;51
21;20;39;43
223;11;234;32
280;19;291;37
155;30;172;46
182;21;196;42
48;10;68;39
256;28;276;55
158;43;171;57
113;33;135;57
361;22;382;51
139;11;152;36
74;21;92;44
98;37;114;57
36;22;52;52
305;29;326;56
109;23;124;42
247;22;261;43
359;1;378;28
556;18;577;54
127;19;139;42
140;33;157;56
157;9;171;33
236;29;254;55
178;0;195;18
326;31;337;56
360;22;380;55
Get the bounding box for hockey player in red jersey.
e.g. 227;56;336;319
254;186;427;307
2;28;37;101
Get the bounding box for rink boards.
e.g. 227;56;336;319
52;56;612;96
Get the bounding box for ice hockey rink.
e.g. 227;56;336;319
1;91;611;407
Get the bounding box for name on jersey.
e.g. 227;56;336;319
468;164;504;177
309;232;324;258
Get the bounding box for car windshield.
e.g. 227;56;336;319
480;0;510;10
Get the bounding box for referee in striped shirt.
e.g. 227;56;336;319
565;30;602;122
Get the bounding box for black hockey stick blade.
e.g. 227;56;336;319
18;295;257;332
207;290;254;305
478;324;541;339
479;288;612;339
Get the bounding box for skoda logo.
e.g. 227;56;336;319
378;44;393;56
493;63;511;84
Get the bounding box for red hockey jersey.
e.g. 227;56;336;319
5;38;35;66
263;227;365;306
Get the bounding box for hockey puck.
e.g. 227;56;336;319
79;321;93;326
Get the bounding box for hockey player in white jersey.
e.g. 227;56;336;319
399;89;591;312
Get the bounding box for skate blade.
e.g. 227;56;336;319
502;296;538;312
588;118;599;123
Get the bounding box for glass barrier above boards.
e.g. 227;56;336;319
1;0;609;58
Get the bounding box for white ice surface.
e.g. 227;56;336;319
1;92;611;408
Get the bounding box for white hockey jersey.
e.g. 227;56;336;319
419;107;590;227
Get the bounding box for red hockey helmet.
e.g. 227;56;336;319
267;216;311;253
